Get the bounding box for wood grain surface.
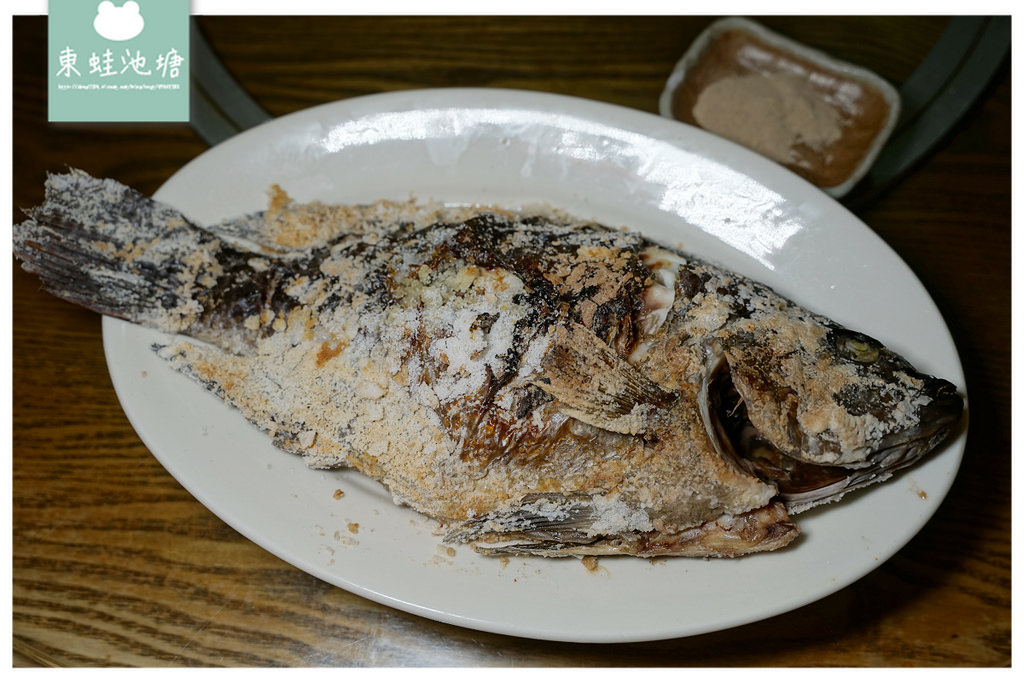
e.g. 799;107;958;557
11;15;1010;666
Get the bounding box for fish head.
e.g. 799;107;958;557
710;317;963;510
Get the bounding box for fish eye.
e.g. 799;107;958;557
830;330;881;364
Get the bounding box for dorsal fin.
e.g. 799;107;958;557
532;322;675;434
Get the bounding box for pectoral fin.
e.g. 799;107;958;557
533;322;675;434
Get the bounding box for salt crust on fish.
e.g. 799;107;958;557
155;188;776;538
12;170;963;558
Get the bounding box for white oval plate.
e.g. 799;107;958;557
103;88;966;643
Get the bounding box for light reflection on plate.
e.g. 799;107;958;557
102;89;965;643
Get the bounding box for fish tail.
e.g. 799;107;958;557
13;169;224;334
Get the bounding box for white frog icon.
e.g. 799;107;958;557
93;1;145;42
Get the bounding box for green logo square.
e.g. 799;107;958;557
49;0;190;122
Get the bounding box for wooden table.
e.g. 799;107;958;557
12;15;1010;666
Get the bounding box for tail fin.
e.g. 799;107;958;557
14;170;223;335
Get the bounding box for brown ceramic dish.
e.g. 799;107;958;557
660;18;900;197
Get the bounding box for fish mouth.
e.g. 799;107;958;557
704;358;963;512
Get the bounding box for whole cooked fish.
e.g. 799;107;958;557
13;170;963;558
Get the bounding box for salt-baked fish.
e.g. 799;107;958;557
13;170;963;558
